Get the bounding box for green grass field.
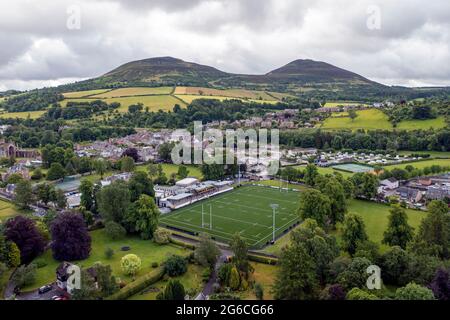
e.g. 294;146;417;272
398;150;450;158
294;165;354;178
0;110;46;119
0;199;20;222
24;229;189;291
320;109;393;130
160;186;300;248
174;94;277;105
323;102;370;108
382;158;450;170
174;86;279;101
396;117;447;130
63;89;111;98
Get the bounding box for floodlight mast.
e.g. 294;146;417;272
270;204;279;243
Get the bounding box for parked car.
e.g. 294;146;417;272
38;285;52;294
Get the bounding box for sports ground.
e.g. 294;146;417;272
159;185;300;249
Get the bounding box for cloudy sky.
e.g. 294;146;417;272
1;0;450;91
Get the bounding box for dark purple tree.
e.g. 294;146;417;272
51;211;91;261
5;216;46;264
328;284;346;300
429;268;450;300
122;148;140;162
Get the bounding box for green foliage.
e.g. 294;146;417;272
395;282;436;300
153;228;171;245
297;189;332;227
383;206;414;249
164;255;187;277
337;257;372;290
341;213;368;255
97;181;131;223
159;279;185;300
218;264;232;286
350;173;378;199
254;282;264;300
121;254;142;276
304;164;318;186
80;179;95;212
316;176;347;225
12;263;37;288
230;233;252;278
46;162;66;181
229;266;240;290
13;179;34;209
120;156;135;172
346;288;378;300
124;194;159;240
104;221;126;240
194;233;220;269
177;165;189;180
128;171;155;202
104;247;114;259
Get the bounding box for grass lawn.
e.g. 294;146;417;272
90;87;174;98
174;94;276;105
294;165;354;179
128;264;206;300
252;179;308;191
63;89;111;98
0;269;13;300
320;109;393;131
0;110;46;119
241;262;278;300
263;199;426;256
396;117;447;130
323;102;370;108
397;150;450;158
160;186;300;248
136;163;203;180
0;199;20;222
382;158;450;171
24;229;190;291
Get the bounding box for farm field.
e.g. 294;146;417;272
89;87;174;98
24;229;190;291
160;186;300;248
0;110;46;119
174;86;278;101
398;150;450;158
174;94;277;105
320;109;393;130
128;264;206;300
63;89;111;98
396;117;447;130
294;165;354;178
382;158;450;170
136;163;203;180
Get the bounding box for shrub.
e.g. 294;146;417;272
121;254;142;276
158;279;185;300
151;262;159;268
153;228;171;245
104;221;126;240
229;267;240;290
218;264;232;286
12;263;37;288
164;255;187;277
105;247;114;260
346;288;378;300
254;283;264;300
395;282;436;300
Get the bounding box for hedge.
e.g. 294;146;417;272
106;266;165;300
248;253;278;265
169;237;196;250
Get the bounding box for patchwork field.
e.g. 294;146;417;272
174;94;277;105
89;87;174;98
62;89;111;98
174;86;278;101
323;102;370;108
160;186;300;248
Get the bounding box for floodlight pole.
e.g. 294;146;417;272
270;204;279;243
210;205;212;230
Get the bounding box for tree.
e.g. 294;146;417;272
229;266;240;290
383;207;414;249
177;165;189;180
79;180;95;212
395;282;435;300
429;268;450;301
321;284;346;300
153;228;171;244
164;255;187;277
348;109;358;122
273;240;318;300
351;173;378;199
34;183;56;205
51;211;91;261
410;200;450;259
121;254;142;276
30;168;43;180
337;257;372;290
71;268;100;300
217;264;232;286
316;177;347;225
122;148;140;162
160;279;185;300
93;263;119;297
304;164;318;186
5;216;46;264
13;180;34;209
104;221;126;240
55;189;67;209
379;246;409;285
128;171;155;202
97;181;131;223
46;162;66;181
93;159;108;178
297;189;332;228
341;214;368;255
12;263;37;289
148;163;159;179
124;195;159;240
120;156;135;173
194;233;220;269
230;233;252;278
158;142;175;162
254;283;264;300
